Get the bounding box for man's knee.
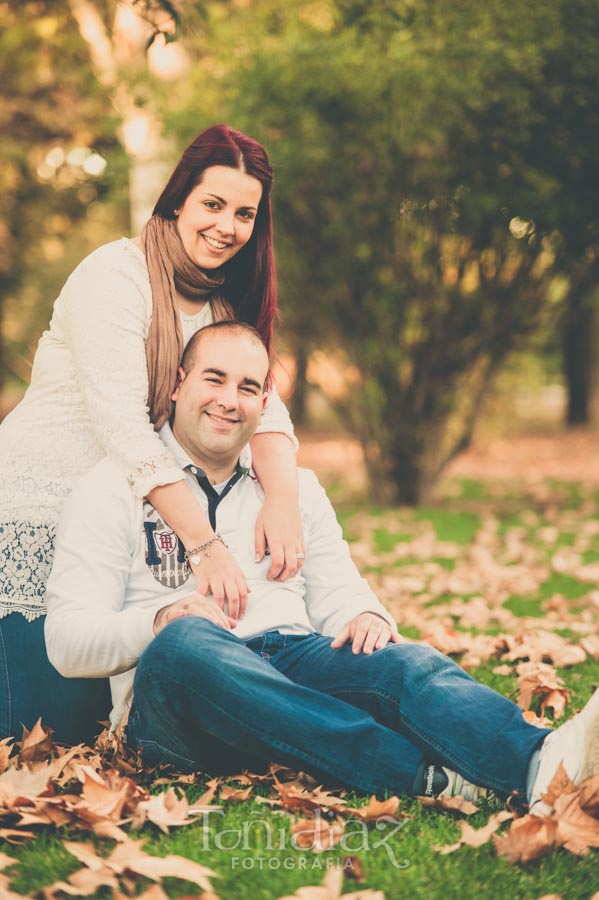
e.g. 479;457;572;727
136;617;237;687
381;641;464;685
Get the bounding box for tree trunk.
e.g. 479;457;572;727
562;300;594;425
289;342;309;427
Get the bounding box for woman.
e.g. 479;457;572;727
0;124;303;744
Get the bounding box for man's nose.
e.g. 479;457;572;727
217;382;238;408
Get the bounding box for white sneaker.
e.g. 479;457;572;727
421;764;488;804
528;688;599;816
439;768;489;804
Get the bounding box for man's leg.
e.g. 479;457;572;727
269;632;549;798
127;618;428;795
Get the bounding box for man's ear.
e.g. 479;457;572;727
171;366;187;401
261;391;269;412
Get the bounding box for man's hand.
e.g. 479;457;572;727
331;613;403;655
153;592;237;636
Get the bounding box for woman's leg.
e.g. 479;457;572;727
0;612;111;745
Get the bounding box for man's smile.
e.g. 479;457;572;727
205;411;240;427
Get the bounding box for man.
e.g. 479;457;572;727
46;322;599;812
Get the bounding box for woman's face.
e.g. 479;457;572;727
176;165;263;269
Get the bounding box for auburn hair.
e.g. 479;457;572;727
153;124;277;351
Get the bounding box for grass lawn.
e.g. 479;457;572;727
2;476;599;900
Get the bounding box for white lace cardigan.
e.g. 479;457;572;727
0;238;295;620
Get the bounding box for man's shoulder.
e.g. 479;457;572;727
297;467;330;517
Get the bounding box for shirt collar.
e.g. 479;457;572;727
158;422;253;478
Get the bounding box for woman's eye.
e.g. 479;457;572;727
238;211;255;221
204;201;220;210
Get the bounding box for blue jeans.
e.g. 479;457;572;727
127;619;550;797
0;613;111;744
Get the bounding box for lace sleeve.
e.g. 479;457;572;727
58;243;184;498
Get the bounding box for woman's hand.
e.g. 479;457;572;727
254;493;305;581
188;539;248;621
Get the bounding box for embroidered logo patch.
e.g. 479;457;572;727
143;504;190;589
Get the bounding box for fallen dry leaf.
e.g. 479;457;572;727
436;811;513;854
277;867;385;900
341;856;366;883
417;794;479;815
131;787;191;833
493;814;559;863
553;789;599;856
18;719;54;764
516;661;569;718
343;796;401;822
291;815;346;852
220;784;253;802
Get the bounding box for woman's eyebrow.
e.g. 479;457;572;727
203;192;257;212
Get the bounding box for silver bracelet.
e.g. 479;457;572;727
184;534;228;567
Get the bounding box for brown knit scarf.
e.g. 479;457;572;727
142;216;234;429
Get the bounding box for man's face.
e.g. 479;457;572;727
171;331;269;470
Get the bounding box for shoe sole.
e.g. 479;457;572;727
578;688;599;782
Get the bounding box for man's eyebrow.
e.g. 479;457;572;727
202;367;262;390
203;192;258;212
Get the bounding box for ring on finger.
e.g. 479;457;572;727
295;552;305;559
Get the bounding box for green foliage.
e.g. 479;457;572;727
0;0;125;391
165;0;599;503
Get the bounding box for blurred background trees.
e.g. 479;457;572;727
1;0;597;503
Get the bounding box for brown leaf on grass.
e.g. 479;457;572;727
131;787;191;833
43;866;119;898
416;794;479;815
0;764;55;810
420;625;471;656
0;873;29;900
579;635;599;660
515;661;569;718
343;796;402;822
76;765;142;819
493;664;514;676
342;856;366;883
219;784;253;802
106;838;217;891
291;815;346;852
435;811;513;854
540;762;576;810
579;775;599;816
114;888;170;900
18;718;54;763
0;829;36;844
188;777;222;812
278;867;385;900
502;633;587;668
524;895;563;900
493;814;559;863
553;789;599;855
